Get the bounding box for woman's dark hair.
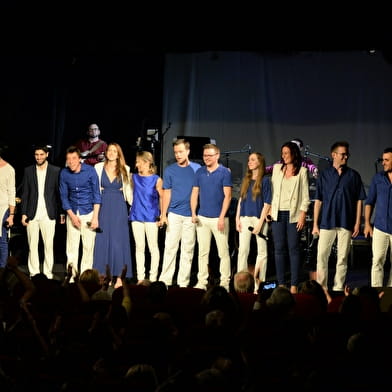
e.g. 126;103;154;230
280;141;302;176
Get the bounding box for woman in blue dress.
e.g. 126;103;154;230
129;151;163;284
94;143;133;288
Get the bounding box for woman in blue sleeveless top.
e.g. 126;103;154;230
129;151;163;283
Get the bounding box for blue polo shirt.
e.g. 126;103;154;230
315;165;366;230
163;161;201;216
194;164;232;218
59;163;101;215
240;176;272;217
365;171;392;234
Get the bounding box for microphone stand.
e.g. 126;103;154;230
304;149;331;163
222;144;252;168
159;122;172;177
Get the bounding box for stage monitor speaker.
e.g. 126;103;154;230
176;136;215;161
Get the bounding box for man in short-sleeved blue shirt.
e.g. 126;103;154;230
191;144;232;291
158;139;201;287
313;141;366;292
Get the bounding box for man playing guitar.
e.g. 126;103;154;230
75;123;107;166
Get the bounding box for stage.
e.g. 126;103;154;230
8;221;378;292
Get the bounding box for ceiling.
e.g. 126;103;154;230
1;5;391;57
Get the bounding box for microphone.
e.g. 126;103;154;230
309;233;319;248
248;226;269;241
87;222;103;233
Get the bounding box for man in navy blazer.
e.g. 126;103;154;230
20;144;62;278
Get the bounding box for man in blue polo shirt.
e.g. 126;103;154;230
364;147;392;287
312;141;366;292
191;143;233;291
59;146;101;277
158;139;201;287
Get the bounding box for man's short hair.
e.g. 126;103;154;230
173;138;190;150
331;141;349;153
33;143;49;153
66;145;81;157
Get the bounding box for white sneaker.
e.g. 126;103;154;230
194;283;207;290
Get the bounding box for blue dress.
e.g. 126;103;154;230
93;169;133;277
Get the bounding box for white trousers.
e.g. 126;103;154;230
132;221;160;282
237;216;269;281
159;212;196;287
66;211;96;276
371;227;392;287
195;215;231;290
316;227;351;291
26;216;56;278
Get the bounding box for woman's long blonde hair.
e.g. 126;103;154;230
239;152;265;201
104;142;130;184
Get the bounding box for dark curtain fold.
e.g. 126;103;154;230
162;50;392;193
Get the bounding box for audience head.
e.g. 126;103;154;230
299;279;328;311
123;363;158;391
79;268;101;297
195;368;229;392
205;309;227;329
233;270;255;294
148;281;168;304
201;285;239;328
266;286;296;315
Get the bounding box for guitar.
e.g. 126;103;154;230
80;140;105;163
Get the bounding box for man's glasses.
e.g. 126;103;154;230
203;153;218;158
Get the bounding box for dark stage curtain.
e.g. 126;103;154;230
161;50;392;195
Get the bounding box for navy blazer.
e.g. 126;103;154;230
20;163;61;220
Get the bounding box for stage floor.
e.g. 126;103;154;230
9;222;381;292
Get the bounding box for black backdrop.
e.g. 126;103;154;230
1;52;164;190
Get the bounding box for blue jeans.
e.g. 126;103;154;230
271;211;301;287
0;210;9;267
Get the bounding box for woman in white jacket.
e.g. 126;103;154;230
270;141;310;294
93;143;133;287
